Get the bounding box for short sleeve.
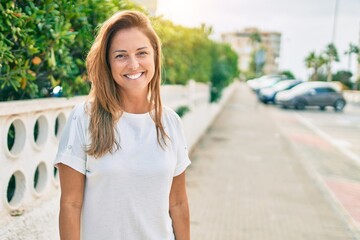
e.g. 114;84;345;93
54;103;88;175
172;112;191;177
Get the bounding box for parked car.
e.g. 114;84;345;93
275;81;346;111
247;75;288;91
253;76;290;93
258;79;303;104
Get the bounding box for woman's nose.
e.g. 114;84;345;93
128;56;139;70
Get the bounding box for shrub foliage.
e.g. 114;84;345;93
0;1;238;101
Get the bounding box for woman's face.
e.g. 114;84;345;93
108;27;155;97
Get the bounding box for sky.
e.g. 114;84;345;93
156;0;360;80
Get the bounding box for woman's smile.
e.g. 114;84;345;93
124;72;144;80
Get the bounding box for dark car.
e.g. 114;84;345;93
258;79;303;104
275;81;346;111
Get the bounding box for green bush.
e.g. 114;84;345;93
1;1;239;101
154;19;213;85
280;70;295;79
155;18;239;101
0;0;138;101
175;105;190;118
210;43;239;102
332;70;352;89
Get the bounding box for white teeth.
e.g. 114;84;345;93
126;73;142;80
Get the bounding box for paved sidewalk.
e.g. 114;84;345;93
186;83;357;240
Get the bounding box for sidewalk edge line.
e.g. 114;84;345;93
294;113;360;168
292;112;360;238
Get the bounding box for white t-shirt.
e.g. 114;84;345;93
55;103;191;240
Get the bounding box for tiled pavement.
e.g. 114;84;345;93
186;83;358;240
325;178;360;227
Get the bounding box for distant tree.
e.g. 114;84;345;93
280;70;295;79
344;43;359;71
249;32;262;45
246;47;267;78
316;72;328;82
248;31;265;77
323;43;339;82
210;43;239;102
305;51;325;81
332;70;352;89
154;19;214;85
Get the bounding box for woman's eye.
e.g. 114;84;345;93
115;54;126;59
138;51;148;56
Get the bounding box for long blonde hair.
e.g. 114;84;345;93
85;10;167;158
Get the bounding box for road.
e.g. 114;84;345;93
292;104;360;168
268;99;360;235
187;82;360;239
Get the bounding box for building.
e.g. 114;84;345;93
131;0;157;16
222;27;281;75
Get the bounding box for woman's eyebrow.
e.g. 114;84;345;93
112;49;126;54
112;47;148;54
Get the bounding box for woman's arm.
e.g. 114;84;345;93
169;171;190;240
58;163;85;240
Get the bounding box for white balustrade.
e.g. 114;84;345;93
0;81;239;239
344;90;360;104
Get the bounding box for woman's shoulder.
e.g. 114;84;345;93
162;105;182;128
162;105;181;120
71;101;92;120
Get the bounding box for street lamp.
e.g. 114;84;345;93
331;0;339;44
328;0;339;82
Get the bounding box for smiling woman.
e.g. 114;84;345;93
108;28;155;100
55;10;191;240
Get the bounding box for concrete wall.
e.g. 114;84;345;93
344;90;360;105
0;81;238;240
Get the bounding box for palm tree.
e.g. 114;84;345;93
344;43;359;71
323;43;339;82
305;51;325;81
250;32;262;45
249;32;263;76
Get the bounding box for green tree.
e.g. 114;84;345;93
248;31;264;77
154;19;214;85
210;43;239;102
332;70;352;89
0;0;141;101
323;43;339;82
280;70;295;79
305;51;326;81
249;32;262;45
1;1;238;101
344;43;359;71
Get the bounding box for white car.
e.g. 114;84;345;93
247;75;288;92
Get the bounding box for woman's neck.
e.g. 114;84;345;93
120;93;150;114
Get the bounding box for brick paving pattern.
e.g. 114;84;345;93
326;178;360;227
186;83;357;240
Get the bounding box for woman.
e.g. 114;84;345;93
55;10;191;240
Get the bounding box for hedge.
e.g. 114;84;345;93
0;0;238;102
